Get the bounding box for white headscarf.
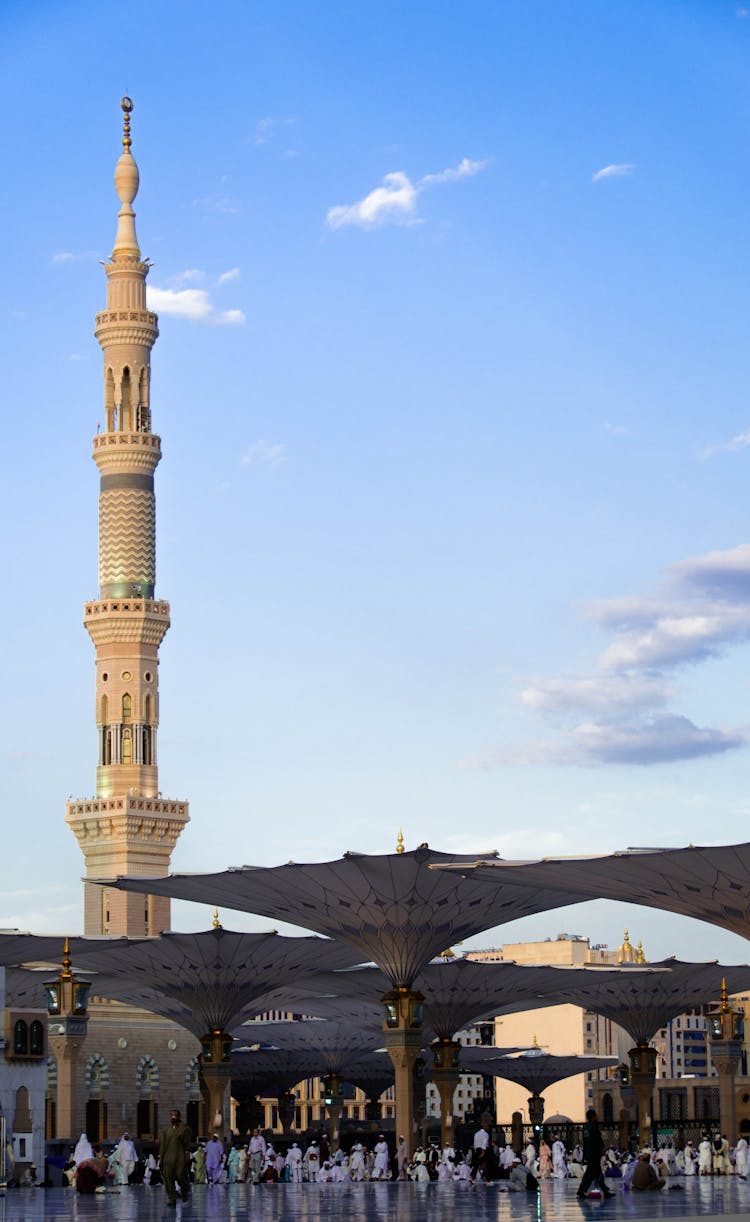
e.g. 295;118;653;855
73;1134;93;1165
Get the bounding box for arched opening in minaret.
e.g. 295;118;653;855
137;367;150;432
143;693;153;764
104;729;113;766
105;368;116;432
122;693;132;723
122;728;133;765
120;367;132;431
100;694;108;724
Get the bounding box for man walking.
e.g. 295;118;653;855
158;1108;192;1207
576;1108;614;1199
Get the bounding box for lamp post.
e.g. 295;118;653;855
709;978;744;1141
628;1043;657;1150
381;987;424;1151
277;1088;296;1136
199;1029;232;1137
430;1037;461;1149
44;938;90;1141
322;1073;345;1150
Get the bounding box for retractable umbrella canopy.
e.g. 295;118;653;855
462;1047;618;1095
433;842;750;941
98;846;590;988
62;927;365;1038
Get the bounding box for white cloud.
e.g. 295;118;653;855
147;286;245;326
327;171;419;230
521;673;672;716
592;163;635;183
602;421;629;435
482;541;750;768
218;268;241;284
191;195;240;215
326;157;489;230
698;428;750;459
174;268;205;284
671;542;750;593
419;157;488;187
52;250;98;264
253;117;295;146
470;715;742;768
241;440;286;467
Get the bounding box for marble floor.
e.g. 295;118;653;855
1;1179;748;1222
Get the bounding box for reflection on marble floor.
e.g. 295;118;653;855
0;1180;749;1221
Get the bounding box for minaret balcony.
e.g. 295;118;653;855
84;599;170;647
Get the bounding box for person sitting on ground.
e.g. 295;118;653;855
76;1147;109;1194
632;1152;664;1192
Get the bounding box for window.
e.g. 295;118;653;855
13;1020;28;1056
122;693;132;723
30;1021;44;1056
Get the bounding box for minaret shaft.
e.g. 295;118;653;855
66;99;188;935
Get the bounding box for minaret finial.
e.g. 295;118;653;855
62;936;72;979
112;96;140;259
636;938;646;964
121;96;133;151
396;829;404;854
212;908;222;929
720;977;729;1013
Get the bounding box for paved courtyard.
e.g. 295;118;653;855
1;1180;749;1222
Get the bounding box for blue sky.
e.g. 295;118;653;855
3;0;750;963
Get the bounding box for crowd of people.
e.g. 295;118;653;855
59;1108;750;1203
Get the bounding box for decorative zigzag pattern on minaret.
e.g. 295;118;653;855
99;489;156;593
66;98;189;937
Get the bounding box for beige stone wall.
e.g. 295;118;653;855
48;1002;201;1142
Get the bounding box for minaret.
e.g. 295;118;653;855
66;99;189;936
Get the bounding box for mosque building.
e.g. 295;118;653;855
29;98;750;1150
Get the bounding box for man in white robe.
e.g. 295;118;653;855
303;1141;320;1183
113;1133;137;1185
287;1143;302;1183
698;1135;712;1175
735;1135;748;1178
552;1136;568;1178
349;1143;365;1182
372;1136;390;1180
396;1136;409;1180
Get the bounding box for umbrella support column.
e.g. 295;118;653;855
629;1044;657;1151
382;989;424;1153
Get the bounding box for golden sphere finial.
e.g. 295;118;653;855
120;96;133;151
212;908;222;929
396;829;404;855
62;935;72;979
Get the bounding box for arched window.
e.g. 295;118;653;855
86;1054;110;1096
136;1056;160;1097
106;368;116;432
142;726;152;766
30;1021;44;1056
104;729;112;766
602;1092;613;1123
122;693;131;723
14;1019;28;1056
144;694;152;725
120;367;132;431
100;694;108;725
122;728;132;765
